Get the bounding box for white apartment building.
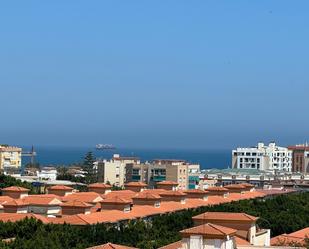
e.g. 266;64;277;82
232;142;292;172
0;145;22;171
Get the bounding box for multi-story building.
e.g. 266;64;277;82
152;160;189;190
97;154;140;187
147;163;167;188
125;163;148;183
232;142;292;172
288;144;309;173
0;145;22;172
188;164;200;189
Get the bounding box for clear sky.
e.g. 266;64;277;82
1;1;308;149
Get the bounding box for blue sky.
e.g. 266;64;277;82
0;1;308;149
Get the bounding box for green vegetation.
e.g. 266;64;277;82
0;192;308;249
0;175;39;194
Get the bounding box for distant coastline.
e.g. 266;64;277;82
21;146;231;170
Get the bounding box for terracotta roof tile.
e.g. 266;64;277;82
235;236;251;245
271;227;309;246
48;185;73;190
124;182;147;187
0;196;13;204
224;184;246;189
88;183;112;189
207;186;229;192
22;196;62;206
61;200;92;208
103;190;137;202
101;196;132;204
2;199;27;207
289;227;309;238
132;192;161;200
0;213;49;223
240;183;255;188
62;192;103;203
180;223;237;239
183;189;209;194
158;240;182;249
87;242;137;249
2;186;30;192
193;212;258;222
270;234;305;246
159;191;186;197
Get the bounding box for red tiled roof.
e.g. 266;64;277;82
207;186;229;192
143;189;167;195
2;199;28;207
270;234;305;246
2;186;30;192
88;183;112;189
0;196;13;204
158;240;182;249
193;212;258;222
124;182;147;187
101;196;132;204
103;190;137;201
132;192;161;200
22;196;62;206
48;185;73;190
183;189;209;194
234;236;251;245
159;191;186;197
87;242;137;249
224;184;246;189
271;227;309;246
0;213;49;223
180;223;237;239
289;227;309;238
61;200;92;208
240;183;255;188
62;192;103;203
156;181;178;186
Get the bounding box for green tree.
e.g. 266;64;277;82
82;152;96;183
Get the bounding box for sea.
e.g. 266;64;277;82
22;146;232;170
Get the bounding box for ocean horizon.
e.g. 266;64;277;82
21;146;232;170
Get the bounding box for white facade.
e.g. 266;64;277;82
232;142;292;172
0;146;22;170
37;168;58;181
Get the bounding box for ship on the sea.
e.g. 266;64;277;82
95;144;116;150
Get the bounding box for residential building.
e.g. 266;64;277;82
188;164;200;189
124;182;147;192
1;186;29;199
288;144;309;173
125;163;148;183
61;200;92;215
88;183;112;194
147;163;167;188
192;212;270;246
37;167;58;181
0;145;22;172
232;142;292;172
97;154;140;187
151;160;189;190
271;227;309;246
47;185;74;196
23;195;62;216
2;200;28;213
159;212;273;249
